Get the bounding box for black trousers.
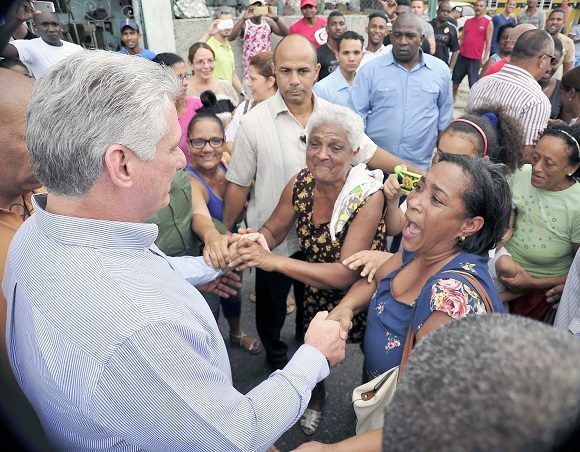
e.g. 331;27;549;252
255;251;305;369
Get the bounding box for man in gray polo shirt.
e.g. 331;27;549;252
223;33;417;370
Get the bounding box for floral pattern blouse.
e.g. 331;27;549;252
364;250;503;380
293;168;387;343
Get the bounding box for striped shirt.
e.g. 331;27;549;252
468;64;550;146
2;193;329;451
555;249;580;336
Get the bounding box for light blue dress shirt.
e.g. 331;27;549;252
349;51;454;170
119;47;156;60
313;68;352;108
3;194;329;451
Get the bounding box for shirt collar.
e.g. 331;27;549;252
330;69;351;90
270;90;321;117
32;193;159;250
383;50;429;71
208;36;230;49
501;63;536;81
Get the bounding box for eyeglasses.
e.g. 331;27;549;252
541;54;558;65
188;137;225;149
192;58;215;66
177;73;192;80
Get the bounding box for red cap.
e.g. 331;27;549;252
300;0;317;7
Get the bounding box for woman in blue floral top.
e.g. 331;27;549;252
329;154;509;385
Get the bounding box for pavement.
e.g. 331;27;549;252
216;268;363;451
215;80;470;451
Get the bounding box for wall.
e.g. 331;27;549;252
173;14;371;77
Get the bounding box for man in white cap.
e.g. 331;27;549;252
288;0;327;49
119;18;155;60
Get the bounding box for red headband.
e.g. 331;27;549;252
451;118;488;156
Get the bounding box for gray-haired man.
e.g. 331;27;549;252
2;50;346;450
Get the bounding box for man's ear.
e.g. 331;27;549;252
103;145;135;188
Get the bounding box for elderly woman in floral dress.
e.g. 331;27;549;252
230;105;387;435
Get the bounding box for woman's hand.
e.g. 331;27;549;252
499;267;536;292
229;238;277;271
546;283;565;304
229;228;270;251
343;250;393;282
382;173;403;205
203;229;231;270
327;304;354;339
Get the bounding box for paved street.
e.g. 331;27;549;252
216;80;470;450
216;268;363;451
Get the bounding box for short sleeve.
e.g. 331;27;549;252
226;120;257;187
354;133;378;164
427;277;487;319
564;38;575;64
423;22;434;39
225;101;246;143
10;39;33;64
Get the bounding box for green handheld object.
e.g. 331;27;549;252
394;165;422;194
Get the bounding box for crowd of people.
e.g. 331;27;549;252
1;0;580;450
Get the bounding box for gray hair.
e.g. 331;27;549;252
306;104;365;151
382;315;580;451
26;50;182;196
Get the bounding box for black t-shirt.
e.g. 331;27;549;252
430;19;459;65
316;43;339;80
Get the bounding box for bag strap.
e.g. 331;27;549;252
398;269;494;379
397;322;415;378
443;270;495;314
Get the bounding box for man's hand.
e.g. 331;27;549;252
203;230;231;270
379;0;397;18
546;283;565;304
7;0;39;24
196;272;242;298
343;250;393;283
304;311;346;367
207;18;221;36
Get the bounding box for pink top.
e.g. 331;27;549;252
288;17;327;49
178;96;203;162
242;18;272;79
460;16;491;60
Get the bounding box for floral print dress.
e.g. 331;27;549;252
363;249;504;380
293;169;387;343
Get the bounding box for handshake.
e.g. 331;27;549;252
202;227;280;272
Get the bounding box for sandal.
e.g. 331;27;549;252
300;408;322;436
229;332;262;355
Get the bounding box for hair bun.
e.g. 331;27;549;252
199;90;217;109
